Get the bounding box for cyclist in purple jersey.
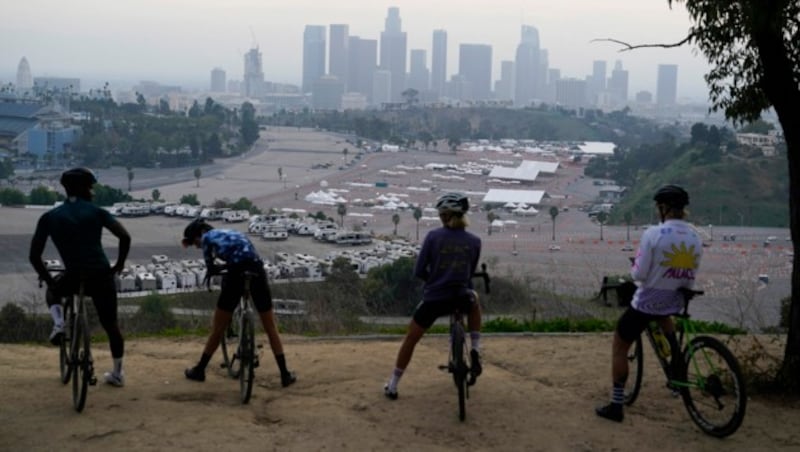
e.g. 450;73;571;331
181;219;295;387
597;185;703;422
29;167;131;387
384;192;483;400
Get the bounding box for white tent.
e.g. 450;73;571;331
483;189;546;206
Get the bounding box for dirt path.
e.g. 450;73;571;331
1;335;797;451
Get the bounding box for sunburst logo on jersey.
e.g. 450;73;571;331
660;242;699;269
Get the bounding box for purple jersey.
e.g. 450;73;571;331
414;227;481;302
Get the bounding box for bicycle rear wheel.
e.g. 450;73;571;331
624;336;644;406
71;311;91;412
221;306;243;378
59;300;74;385
239;312;255;404
450;322;468;421
680;336;747;438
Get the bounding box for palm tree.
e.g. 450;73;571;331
337;203;347;228
391;213;400;236
277;167;283;181
486;211;497;236
152;189;160;201
194;167;201;188
549;206;559;241
597;211;608;241
413;207;422;241
126;166;134;192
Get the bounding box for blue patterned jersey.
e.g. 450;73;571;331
201;229;261;266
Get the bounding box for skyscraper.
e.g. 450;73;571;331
16;57;33;90
431;30;447;99
348;36;378;102
515;25;541;107
303;25;327;93
329;24;349;90
495;60;514;101
407;49;429;93
608;60;629;107
588;60;607;105
656;64;678;106
380;7;407;102
210;67;226;92
243;47;264;98
556;78;587;108
458;44;493;101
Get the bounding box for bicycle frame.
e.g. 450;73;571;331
642;289;701;388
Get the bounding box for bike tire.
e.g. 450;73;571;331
221;306;243;378
59;300;74;385
624;335;644;406
451;322;468;421
71;311;91;412
239;312;255;404
680;336;747;438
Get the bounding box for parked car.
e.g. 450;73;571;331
548;244;561;252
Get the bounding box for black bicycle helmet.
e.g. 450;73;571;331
436;192;469;214
182;218;211;247
60;167;97;189
653;184;689;208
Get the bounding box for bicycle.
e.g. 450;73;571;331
213;269;260;404
622;287;747;437
40;269;97;413
439;263;491;421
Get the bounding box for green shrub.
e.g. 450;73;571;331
128;293;176;333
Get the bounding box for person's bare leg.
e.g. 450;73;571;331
203;309;232;356
385;320;426;398
259;310;295;386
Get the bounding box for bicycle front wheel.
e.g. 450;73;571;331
238;312;255;404
624;335;644;406
450;322;468;421
71;312;91;412
680;336;747;438
221;306;243;378
59;300;74;384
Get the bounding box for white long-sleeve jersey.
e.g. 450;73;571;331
630;219;703;315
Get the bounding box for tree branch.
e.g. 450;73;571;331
591;34;694;51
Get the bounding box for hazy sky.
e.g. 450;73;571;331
1;0;712;101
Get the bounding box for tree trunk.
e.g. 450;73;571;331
753;12;800;391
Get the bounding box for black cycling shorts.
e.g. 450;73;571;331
217;263;273;313
412;293;476;329
49;270;119;328
616;306;666;343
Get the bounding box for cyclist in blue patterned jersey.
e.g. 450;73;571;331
596;185;703;422
29;167;131;387
181;219;296;387
384;192;483;400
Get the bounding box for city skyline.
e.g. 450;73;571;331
0;1;710;101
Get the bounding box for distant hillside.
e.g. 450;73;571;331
608;150;789;228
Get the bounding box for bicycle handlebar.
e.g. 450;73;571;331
472;263;491;294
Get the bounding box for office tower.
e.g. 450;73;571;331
407;49;429;93
373;69;392;106
515;25;541;107
380;7;407;102
447;75;472;101
431;30;447;99
210;67;226;92
348;36;378;102
608;60;629;106
16;57;33;90
588;60;607;105
495;60;514;101
303;25;327;93
329;24;349;90
635;91;653;103
538;49;549;99
312;75;344;110
656;64;678;106
243;47;264;98
545;68;561;103
555;78;587;108
458;44;492;101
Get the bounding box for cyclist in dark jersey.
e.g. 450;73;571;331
384;192;483;400
29;167;131;387
181;219;296;387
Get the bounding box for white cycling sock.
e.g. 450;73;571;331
387;368;404;391
113;358;123;375
470;332;481;351
50;305;63;327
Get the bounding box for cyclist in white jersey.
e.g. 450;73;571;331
596;185;703;422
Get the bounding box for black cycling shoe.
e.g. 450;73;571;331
281;371;297;387
470;349;483;379
595;403;624;422
184;366;206;382
384;384;398;400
